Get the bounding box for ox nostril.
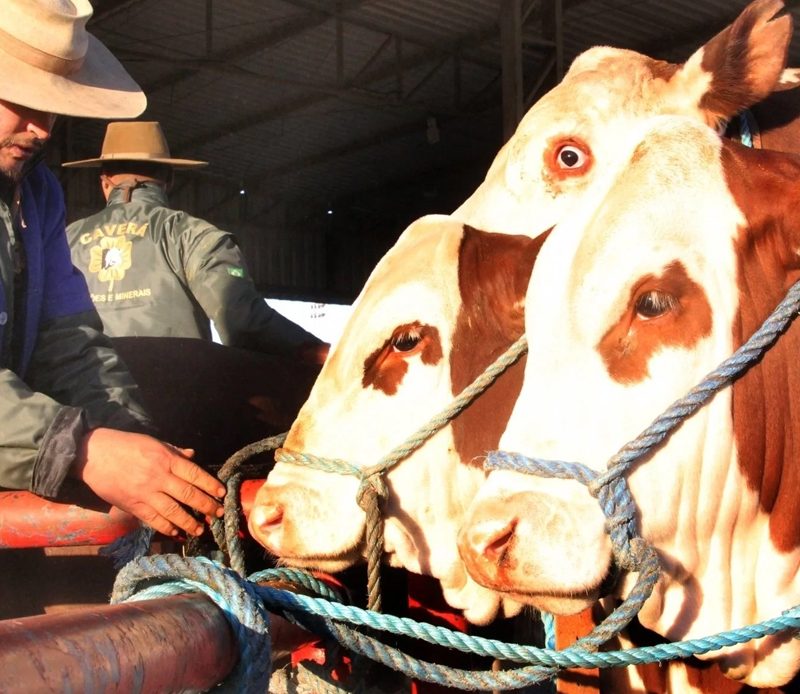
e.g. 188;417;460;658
478;519;517;564
250;503;284;530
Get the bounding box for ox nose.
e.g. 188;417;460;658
250;502;283;531
458;516;518;584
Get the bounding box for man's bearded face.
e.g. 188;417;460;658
0;100;53;185
0;134;45;184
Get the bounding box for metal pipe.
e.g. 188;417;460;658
0;481;264;549
0;490;140;549
0;594;238;693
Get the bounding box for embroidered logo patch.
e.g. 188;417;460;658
228;267;245;278
88;237;133;290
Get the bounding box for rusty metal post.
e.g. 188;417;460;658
0;593;239;693
0;490;140;549
0;481;265;549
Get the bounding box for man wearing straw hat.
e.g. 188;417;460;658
0;0;226;539
65;120;327;362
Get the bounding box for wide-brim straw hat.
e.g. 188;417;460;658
0;0;145;119
63;121;208;168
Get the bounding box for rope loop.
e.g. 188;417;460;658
355;469;388;512
112;554;272;693
112;552;800;690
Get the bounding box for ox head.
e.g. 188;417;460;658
249;215;542;624
458;117;800;685
455;0;800;235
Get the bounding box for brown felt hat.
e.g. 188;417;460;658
62;121;208;168
0;0;145;118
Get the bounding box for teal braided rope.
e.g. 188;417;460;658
224;472;245;575
275;335;528;612
113;555;800;690
111;554;271;693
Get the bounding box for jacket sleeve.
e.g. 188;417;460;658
175;214;322;355
0;366;87;497
8;311;156;499
0;167;154;498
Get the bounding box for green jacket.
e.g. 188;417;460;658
67;184;319;355
0;163;151;498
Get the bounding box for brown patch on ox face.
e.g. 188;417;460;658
450;226;546;466
362;322;443;395
596;262;712;384
721;141;800;553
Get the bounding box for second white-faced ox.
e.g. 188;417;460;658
458;117;800;687
248;215;541;624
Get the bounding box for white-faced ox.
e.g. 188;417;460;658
458;117;800;687
454;0;800;235
249;0;800;626
249;215;541;624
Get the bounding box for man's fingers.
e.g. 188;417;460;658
131;502;181;538
150;493;206;536
162;473;223;520
171;457;226;499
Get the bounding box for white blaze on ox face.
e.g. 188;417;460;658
248;215;540;625
459;117;800;687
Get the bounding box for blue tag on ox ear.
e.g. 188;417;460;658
227;267;245;278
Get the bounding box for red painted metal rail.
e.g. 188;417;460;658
0;593;238;693
0;479;263;549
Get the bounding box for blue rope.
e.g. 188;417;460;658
482;277;800;666
100;524;154;569
105;261;800;689
112;554;271;693
738;109;754;148
113;554;800;691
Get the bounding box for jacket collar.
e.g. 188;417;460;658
107;181;169;207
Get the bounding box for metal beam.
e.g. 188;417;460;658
0;482;263;549
500;0;524;141
136;0;368;95
89;0;148;25
173;22;498;154
282;0;500;72
625;3;753;58
0;595;238;692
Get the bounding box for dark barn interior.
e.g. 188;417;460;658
52;0;800;304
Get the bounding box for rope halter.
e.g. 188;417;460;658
275;335;528;611
487;278;800;648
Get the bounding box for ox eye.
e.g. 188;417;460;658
391;329;422;353
635;290;677;319
556;144;588;169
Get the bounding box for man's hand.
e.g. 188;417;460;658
73;427;225;537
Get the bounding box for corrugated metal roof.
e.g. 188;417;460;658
53;0;800;297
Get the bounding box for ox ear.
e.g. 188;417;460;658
450;226;545;465
456;226;545;343
678;0;793;123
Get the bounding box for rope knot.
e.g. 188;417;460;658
356;468;388;513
